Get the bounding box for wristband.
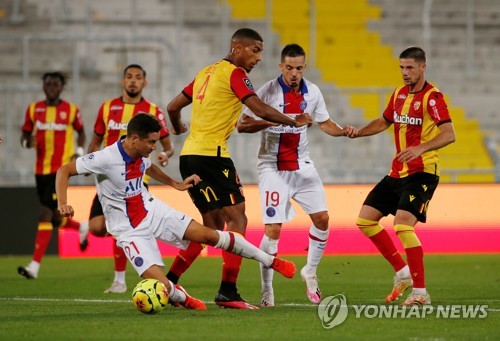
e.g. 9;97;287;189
76;147;85;157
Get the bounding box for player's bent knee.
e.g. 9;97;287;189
394;224;421;248
89;220;107;237
356;217;383;237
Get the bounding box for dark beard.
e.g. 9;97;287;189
125;90;140;98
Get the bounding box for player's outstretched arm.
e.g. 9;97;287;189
56;160;79;217
353;116;391;138
167;93;191;135
244;96;312;127
236;114;279;134
146;164;201;190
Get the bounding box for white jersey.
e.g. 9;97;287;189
243;76;330;172
76;140;154;235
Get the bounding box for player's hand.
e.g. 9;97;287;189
295;113;313;127
397;145;425;163
171;122;188;135
175;174;201;191
157;151;169;167
58;204;75;217
342;125;358;138
21;136;34;148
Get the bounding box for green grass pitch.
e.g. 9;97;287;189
1;254;499;340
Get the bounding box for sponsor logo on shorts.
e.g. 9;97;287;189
134;257;144;267
200;186;219;202
266;207;276;217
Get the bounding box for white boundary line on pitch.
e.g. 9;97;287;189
1;297;499;312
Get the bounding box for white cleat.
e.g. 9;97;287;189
104;281;127;293
300;267;322;304
261;290;275;307
79;221;89;251
18;265;38;279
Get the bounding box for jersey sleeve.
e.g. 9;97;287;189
93;103;106;136
383;90;397;123
76;150;108;175
154;108;170;138
310;85;330;123
72;106;85;132
427;91;452;125
242;82;270;120
21;104;34;133
230;68;256;103
182;80;195;101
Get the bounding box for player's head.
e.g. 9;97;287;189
280;44;307;90
122;64;148;99
399;47;426;89
41;71;66;101
228;28;264;73
127;113;161;157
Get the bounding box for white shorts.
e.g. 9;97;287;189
257;164;327;224
115;199;192;276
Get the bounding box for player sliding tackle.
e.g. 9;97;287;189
55;113;296;310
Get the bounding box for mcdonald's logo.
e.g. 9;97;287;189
200;187;219;202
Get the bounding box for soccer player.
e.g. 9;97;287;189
55;113;296;310
351;47;456;305
86;64;174;294
166;28;312;309
18;71;88;279
237;44;356;306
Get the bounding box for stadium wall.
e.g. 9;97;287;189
2;185;499;256
56;184;500;257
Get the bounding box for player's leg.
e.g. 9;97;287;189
18;175;56;279
87;194;128;293
59;214;89;251
166;210;223;284
293;166;329;304
357;176;411;302
118;234;206;310
260;223;281;307
183;219;295;280
396;173;438;306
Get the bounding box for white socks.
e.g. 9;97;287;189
304;225;329;274
260;235;279;292
214;230;274;266
167;280;187;302
396;265;411;279
114;271;126;284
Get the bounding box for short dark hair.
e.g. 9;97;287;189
400;47;426;63
41;71;66;86
123;64;146;78
127;113;161;139
281;44;306;62
231;28;263;42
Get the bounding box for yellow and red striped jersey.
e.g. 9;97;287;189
93;97;169;147
22;100;84;175
383;82;452;178
180;59;256;157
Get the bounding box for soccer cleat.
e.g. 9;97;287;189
260;290;275;307
270;257;296;279
79;221;89;252
175;284;206;310
385;276;413;303
401;291;431;306
104;281;127;293
215;291;259;310
17;266;37;279
300;267;322;304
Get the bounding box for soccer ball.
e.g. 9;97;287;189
132;279;169;314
